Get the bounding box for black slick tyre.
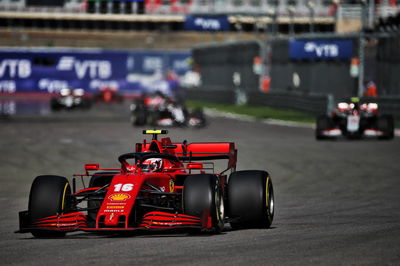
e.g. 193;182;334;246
228;170;274;229
190;108;207;128
131;104;147;126
377;115;394;140
28;175;72;238
50;98;61;111
316;115;331;140
183;174;224;233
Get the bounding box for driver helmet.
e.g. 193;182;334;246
350;97;360;111
142;158;163;172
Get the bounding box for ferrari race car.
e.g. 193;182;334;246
50;88;92;111
316;98;394;140
16;130;274;238
92;87;124;103
130;92;206;127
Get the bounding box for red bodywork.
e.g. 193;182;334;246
93;87;123;103
20;131;237;234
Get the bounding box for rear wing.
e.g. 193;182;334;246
137;131;237;172
174;142;237;170
138;141;237;170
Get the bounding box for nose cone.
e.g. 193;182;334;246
104;212;122;227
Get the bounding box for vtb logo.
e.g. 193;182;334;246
304;42;339;58
57;56;112;79
0;59;31;78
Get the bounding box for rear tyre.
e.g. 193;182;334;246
377;115;394;140
316;115;332;140
183;174;224;233
50;98;61;111
228;170;274;229
28;175;72;238
130;100;147;126
190;108;207;127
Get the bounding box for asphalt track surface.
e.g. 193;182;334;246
1;104;400;266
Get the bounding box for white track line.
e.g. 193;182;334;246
204;108;400;137
204;108;313;128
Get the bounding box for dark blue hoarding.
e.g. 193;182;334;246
184;16;230;31
0;48;190;94
289;40;353;60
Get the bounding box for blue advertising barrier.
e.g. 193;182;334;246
0;48;190;94
184;16;230;31
289;40;353;60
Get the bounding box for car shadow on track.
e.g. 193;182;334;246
17;226;277;240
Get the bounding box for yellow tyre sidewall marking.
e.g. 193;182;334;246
61;183;69;214
265;176;270;209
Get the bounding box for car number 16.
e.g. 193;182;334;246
114;183;134;192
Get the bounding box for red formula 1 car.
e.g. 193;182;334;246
316;98;394;140
16;130;274;238
92;87;124;103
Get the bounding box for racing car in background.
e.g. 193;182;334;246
316;97;394;140
92;87;124;104
16;130;274;238
130;92;206;127
50;88;92;111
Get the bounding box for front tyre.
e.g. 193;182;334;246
377;115;394;140
228;170;274;229
28;175;72;238
316;115;332;140
131;101;147;126
50;98;62;111
183;174;224;233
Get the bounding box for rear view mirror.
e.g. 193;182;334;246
85;163;99;171
187;163;203;169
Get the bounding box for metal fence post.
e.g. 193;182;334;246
357;2;367;97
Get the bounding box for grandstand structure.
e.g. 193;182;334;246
0;1;399;49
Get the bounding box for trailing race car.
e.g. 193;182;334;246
50;88;92;111
316;97;394;140
16;130;274;238
92;87;124;103
130;92;206;127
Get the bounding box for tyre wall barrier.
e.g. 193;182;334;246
187;87;400;119
185;87;235;104
247;91;329;115
186;87;329;115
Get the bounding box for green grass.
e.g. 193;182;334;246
187;100;315;124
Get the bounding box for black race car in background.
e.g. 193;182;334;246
130;92;206;128
316;98;394;140
50;88;92;111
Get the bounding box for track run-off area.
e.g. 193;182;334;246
1;104;399;265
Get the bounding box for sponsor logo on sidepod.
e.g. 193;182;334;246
108;193;131;201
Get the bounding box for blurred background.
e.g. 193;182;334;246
2;2;400;264
0;0;399;118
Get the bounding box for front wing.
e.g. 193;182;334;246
320;128;384;138
16;211;211;234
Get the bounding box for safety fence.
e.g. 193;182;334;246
186;87;400;119
186;87;329;115
0;48;190;94
190;35;400;119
